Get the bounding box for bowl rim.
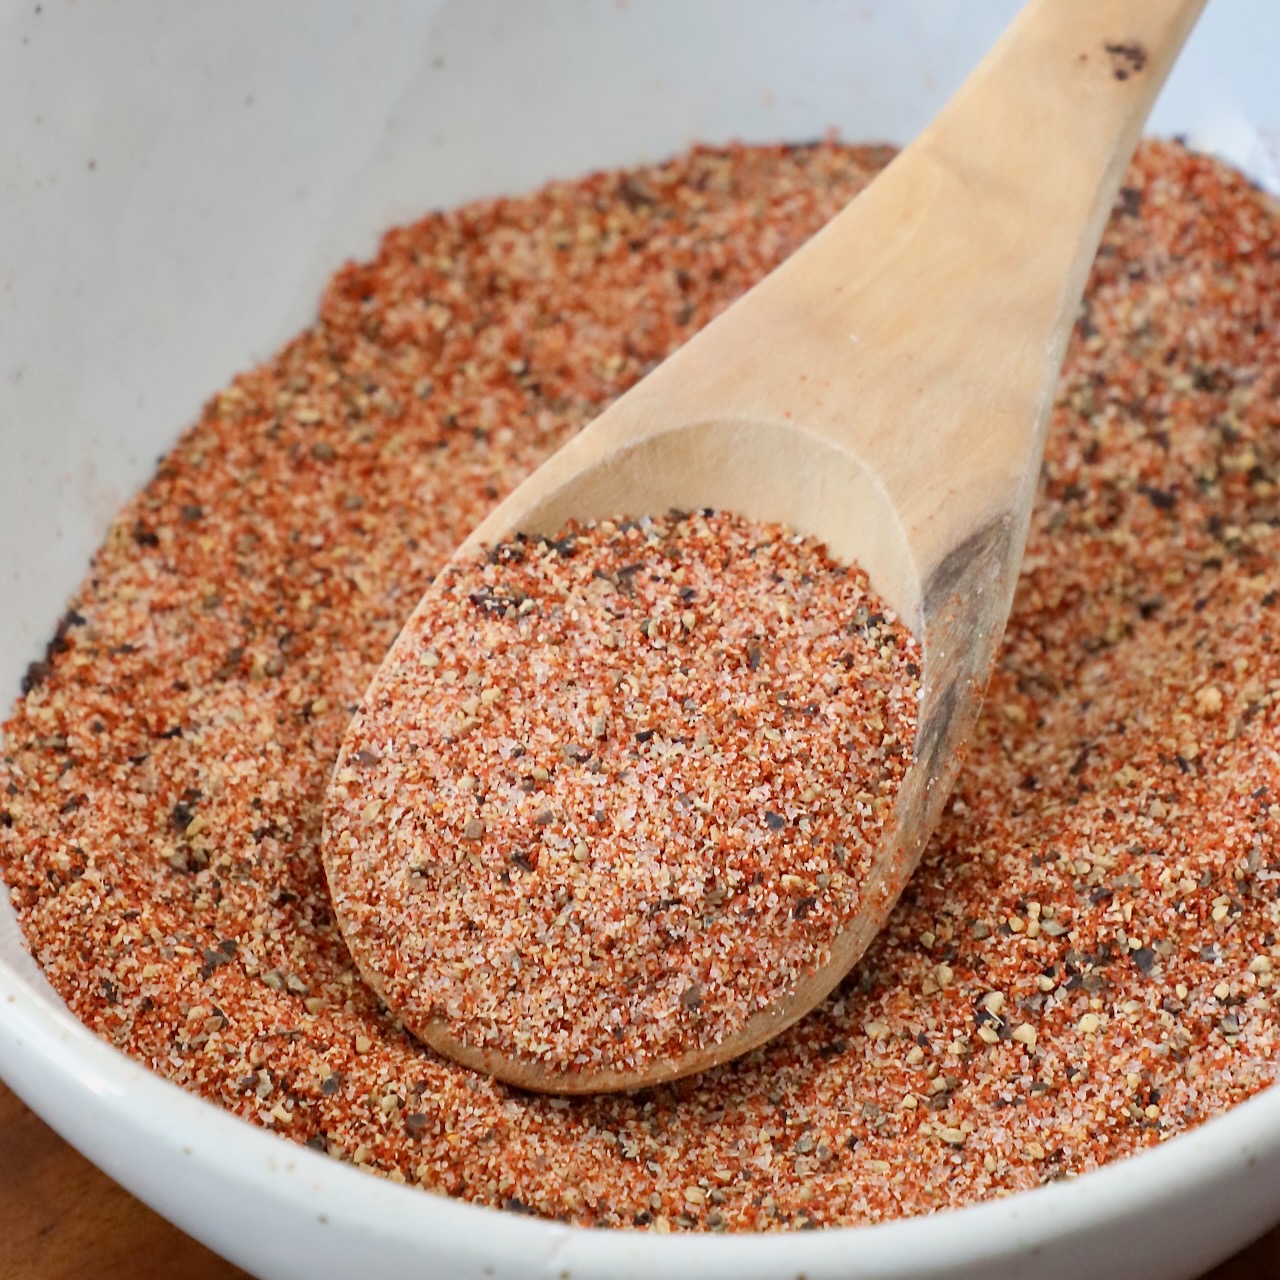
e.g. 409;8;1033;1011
3;939;1279;1278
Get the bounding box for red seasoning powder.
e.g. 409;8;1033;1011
1;139;1279;1232
323;510;920;1079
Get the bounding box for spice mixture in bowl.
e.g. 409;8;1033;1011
3;132;1280;1244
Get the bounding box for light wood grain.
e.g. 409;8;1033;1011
0;1080;1276;1278
325;0;1206;1094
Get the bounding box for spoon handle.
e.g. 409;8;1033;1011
849;0;1209;579
675;0;1208;595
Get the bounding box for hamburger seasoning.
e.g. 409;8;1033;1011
1;137;1278;1231
323;510;920;1081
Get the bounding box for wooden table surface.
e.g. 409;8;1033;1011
0;1080;1276;1280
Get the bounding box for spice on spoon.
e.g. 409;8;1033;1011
324;509;921;1079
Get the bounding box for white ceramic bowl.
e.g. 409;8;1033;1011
3;4;1279;1277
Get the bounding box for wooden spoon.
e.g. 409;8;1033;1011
325;0;1205;1093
